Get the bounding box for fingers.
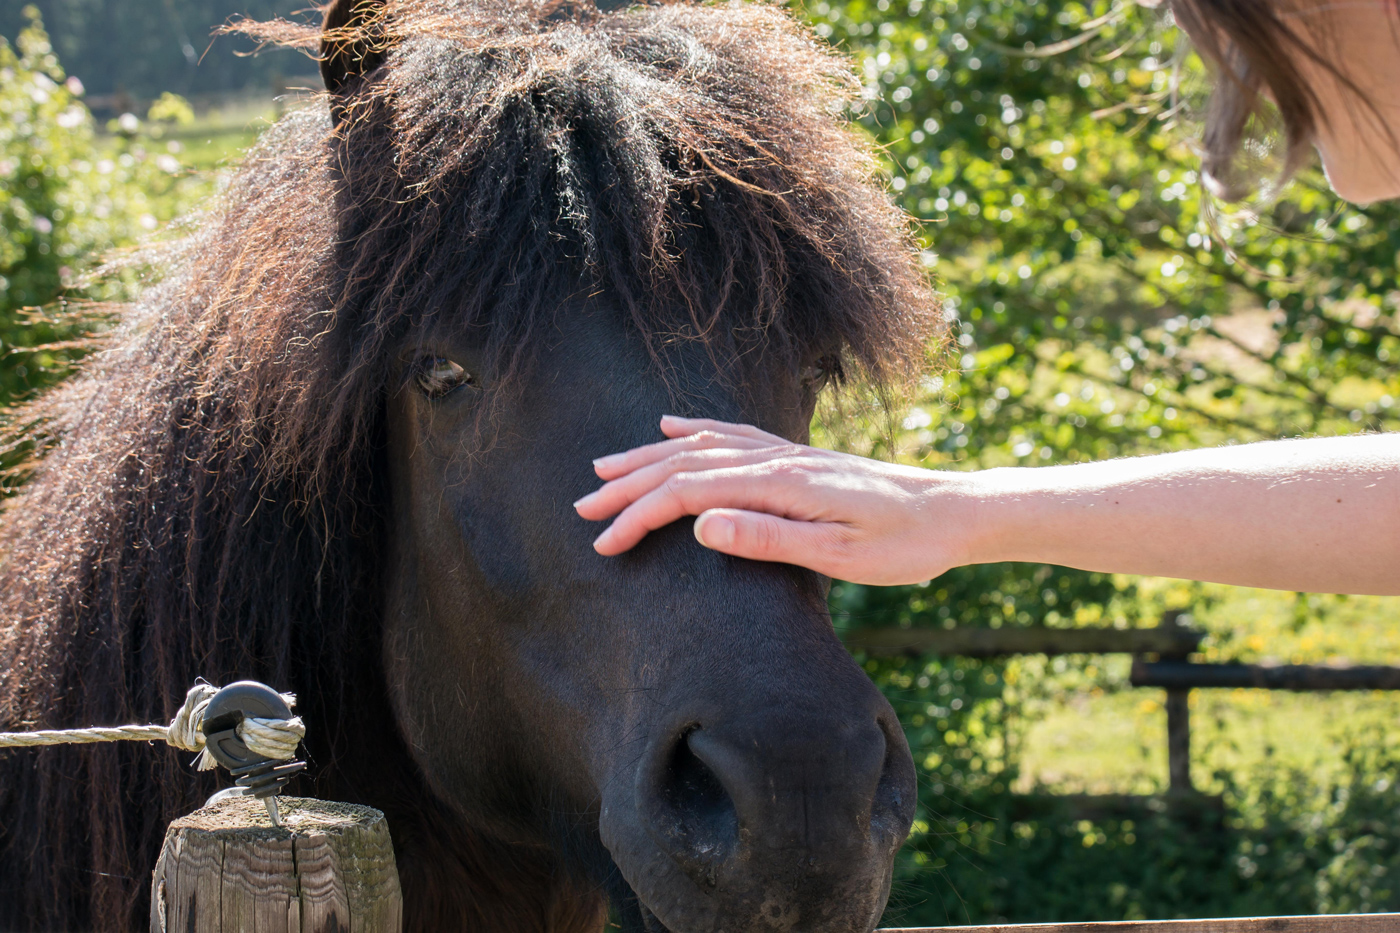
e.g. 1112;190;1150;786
576;445;800;520
583;416;826;558
659;416;788;446
590;464;801;555
592;429;773;481
591;417;789;480
692;508;851;572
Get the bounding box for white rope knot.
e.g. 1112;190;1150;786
165;682;306;771
164;683;216;760
0;680;305;766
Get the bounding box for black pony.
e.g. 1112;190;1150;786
0;1;939;930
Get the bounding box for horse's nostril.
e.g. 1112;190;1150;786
872;712;918;846
648;727;738;886
621;706;915;932
667;730;731;821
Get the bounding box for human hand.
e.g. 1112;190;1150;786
580;421;1400;595
573;416;980;585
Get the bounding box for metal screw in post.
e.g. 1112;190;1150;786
200;681;306;826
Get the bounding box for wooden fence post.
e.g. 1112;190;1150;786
150;795;402;933
1165;687;1192;792
1157;610;1195;794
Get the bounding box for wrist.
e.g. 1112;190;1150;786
951;466;1055;567
909;467;1019;569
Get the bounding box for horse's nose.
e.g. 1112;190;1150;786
638;707;915;892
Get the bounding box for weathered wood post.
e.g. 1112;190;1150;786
1157;609;1194;794
1164;686;1192;792
150;796;402;933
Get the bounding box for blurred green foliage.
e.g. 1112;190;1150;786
0;6;208;410
882;741;1400;923
804;0;1400;922
815;0;1400;638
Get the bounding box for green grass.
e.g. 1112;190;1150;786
1015;587;1400;797
156;95;286;172
100;92;290;178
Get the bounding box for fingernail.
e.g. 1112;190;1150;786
573;491;597;510
696;515;735;549
592;454;621;470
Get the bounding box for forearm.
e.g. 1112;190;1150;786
961;434;1400;595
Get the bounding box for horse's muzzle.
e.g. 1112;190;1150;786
601;687;916;933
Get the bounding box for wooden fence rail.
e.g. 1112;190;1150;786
842;611;1400;795
844;624;1204;658
1132;660;1400;691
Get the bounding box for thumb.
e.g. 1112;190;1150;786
692;508;842;570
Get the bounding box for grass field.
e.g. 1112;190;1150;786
1016;587;1400;796
110;91;295;175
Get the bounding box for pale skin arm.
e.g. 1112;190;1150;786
573;416;1400;596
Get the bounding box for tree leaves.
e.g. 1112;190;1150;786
808;0;1400;921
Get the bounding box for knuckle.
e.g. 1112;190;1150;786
665;448;708;470
765;449;812;475
749;516;782;555
662;470;695;500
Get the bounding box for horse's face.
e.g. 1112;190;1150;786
381;303;916;932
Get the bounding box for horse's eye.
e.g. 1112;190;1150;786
415;357;474;398
801;354;844;390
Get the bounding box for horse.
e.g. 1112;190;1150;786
0;1;939;929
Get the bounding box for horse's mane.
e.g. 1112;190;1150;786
0;1;938;928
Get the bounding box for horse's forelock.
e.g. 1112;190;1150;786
297;0;938;434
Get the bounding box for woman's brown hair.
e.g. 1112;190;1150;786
1169;0;1396;199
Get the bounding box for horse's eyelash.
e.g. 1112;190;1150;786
804;354;844;387
415;357;473;398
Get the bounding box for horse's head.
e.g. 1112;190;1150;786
302;1;938;929
383;307;915;932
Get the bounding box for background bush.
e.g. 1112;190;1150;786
0;9;201;400
814;0;1400;922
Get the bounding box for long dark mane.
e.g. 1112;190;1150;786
0;1;938;929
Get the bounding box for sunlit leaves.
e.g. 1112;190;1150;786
804;0;1400;920
0;8;209;406
809;0;1400;639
